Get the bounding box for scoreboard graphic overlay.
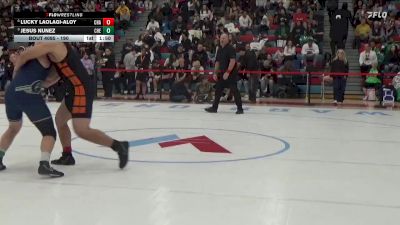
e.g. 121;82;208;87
13;12;114;43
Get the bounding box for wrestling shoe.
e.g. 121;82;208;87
38;161;64;178
236;109;244;114
0;158;6;171
113;141;129;169
51;152;75;165
205;107;217;113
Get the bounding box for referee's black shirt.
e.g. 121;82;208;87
216;44;238;81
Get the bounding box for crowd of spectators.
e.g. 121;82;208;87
348;0;400;100
115;0;328;102
2;0;400;104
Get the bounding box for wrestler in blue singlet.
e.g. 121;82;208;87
5;59;51;122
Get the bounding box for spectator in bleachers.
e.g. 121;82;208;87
353;0;363;16
354;17;371;49
291;20;306;46
274;8;289;25
275;20;290;45
163;53;178;89
190;60;204;88
147;17;160;32
384;18;396;41
201;17;214;38
194;74;213;103
215;14;227;27
276;1;288;12
200;4;213;21
259;52;275;96
122;38;135;57
81;51;95;77
244;46;260;103
259;9;270;35
170;57;192;101
359;43;377;73
353;3;367;25
363;62;381;100
293;8;308;24
301;38;319;67
135;46;151;99
100;48;115;99
304;22;317;39
179;31;191;50
144;0;153;11
228;1;240;21
187;0;198;17
172;16;185;39
283;40;296;61
237;48;249;100
149;60;161;93
330;49;348;104
134;34;144;49
116;1;131;30
192;43;209;68
239;11;253;34
228;33;238;49
273;48;285;69
369;40;384;68
82;0;96;12
142;31;156;52
383;44;400;73
123;47;137;95
171;0;181;16
153;27;165;58
369;21;385;44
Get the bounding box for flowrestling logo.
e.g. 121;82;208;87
367;11;388;20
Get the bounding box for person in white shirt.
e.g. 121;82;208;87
134;34;144;49
359;43;378;73
144;0;153;11
259;13;270;34
146;18;160;32
123;48;138;95
239;11;253;34
200;5;213;21
153;28;165;46
301;38;319;66
283;40;296;60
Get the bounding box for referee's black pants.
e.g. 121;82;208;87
212;79;243;110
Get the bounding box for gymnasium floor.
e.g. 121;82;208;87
0;101;399;225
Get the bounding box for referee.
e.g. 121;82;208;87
205;34;243;114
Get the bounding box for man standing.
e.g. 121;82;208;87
205;34;243;114
242;47;259;103
123;47;137;95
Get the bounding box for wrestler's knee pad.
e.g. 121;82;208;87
34;119;57;140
